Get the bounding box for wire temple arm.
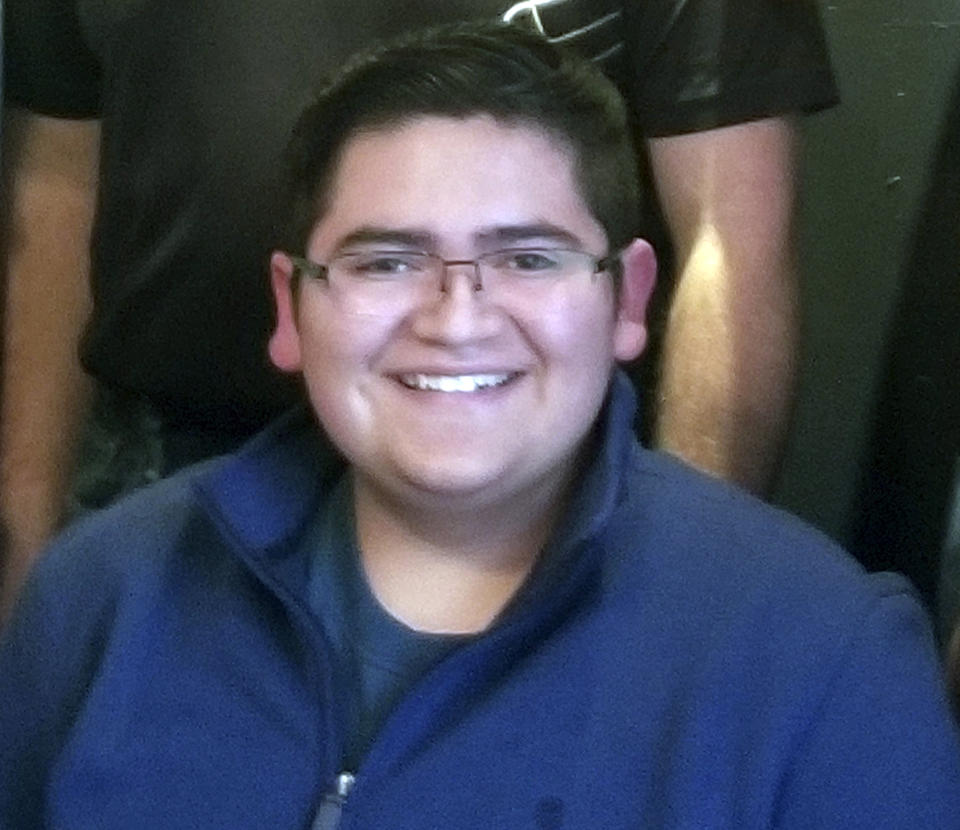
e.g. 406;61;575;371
289;255;329;282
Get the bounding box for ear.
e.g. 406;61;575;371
268;251;304;372
613;238;657;361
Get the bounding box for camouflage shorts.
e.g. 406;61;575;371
67;385;250;520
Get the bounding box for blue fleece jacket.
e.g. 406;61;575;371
2;373;959;829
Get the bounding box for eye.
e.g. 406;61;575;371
343;252;429;279
490;249;565;274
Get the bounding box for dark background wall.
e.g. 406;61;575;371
774;1;960;558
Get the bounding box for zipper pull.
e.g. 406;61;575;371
311;772;356;830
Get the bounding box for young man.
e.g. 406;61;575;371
0;24;955;829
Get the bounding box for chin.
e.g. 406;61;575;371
391;450;573;512
394;463;509;501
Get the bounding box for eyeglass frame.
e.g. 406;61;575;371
286;248;621;299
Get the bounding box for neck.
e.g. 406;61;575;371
351;472;570;635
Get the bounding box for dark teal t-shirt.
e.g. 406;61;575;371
304;475;473;771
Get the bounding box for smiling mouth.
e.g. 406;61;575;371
397;373;517;392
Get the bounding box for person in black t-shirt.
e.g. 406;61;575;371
0;0;837;621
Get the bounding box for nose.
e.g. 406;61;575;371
410;262;503;344
439;259;483;293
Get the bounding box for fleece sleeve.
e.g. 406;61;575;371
774;582;960;829
0;546;111;827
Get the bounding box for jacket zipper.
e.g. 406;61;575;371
310;771;356;830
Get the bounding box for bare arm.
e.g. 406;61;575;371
0;110;99;622
945;621;960;716
647;117;798;497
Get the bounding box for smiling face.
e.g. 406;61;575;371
270;115;654;517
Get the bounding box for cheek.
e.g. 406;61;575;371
530;302;619;438
299;304;384;370
528;294;618;369
296;313;385;431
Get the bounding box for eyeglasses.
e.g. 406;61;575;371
288;248;617;315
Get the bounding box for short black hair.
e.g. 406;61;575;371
280;21;641;255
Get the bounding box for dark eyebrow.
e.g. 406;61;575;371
329;222;585;254
475;223;585;249
332;227;435;253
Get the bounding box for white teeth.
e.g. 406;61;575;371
399;373;512;392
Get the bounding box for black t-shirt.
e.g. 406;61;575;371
4;0;837;433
